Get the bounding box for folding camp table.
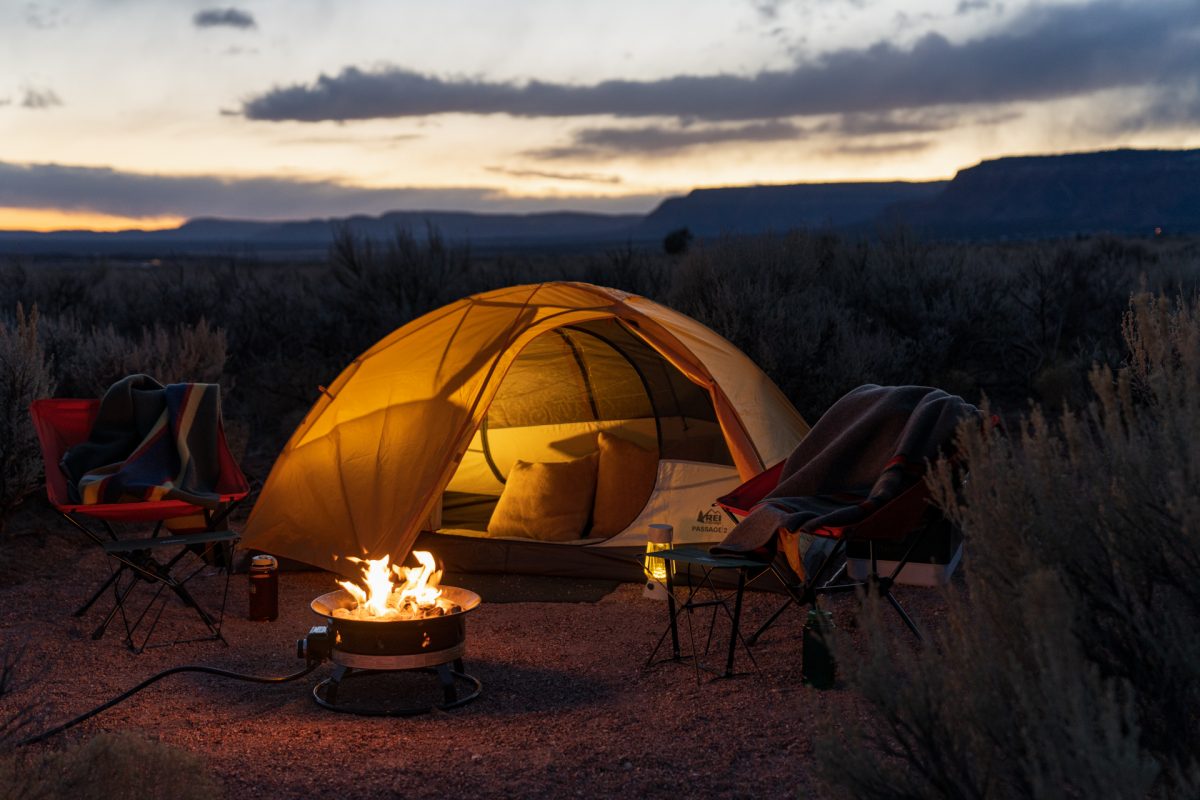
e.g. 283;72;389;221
30;398;250;653
643;547;776;681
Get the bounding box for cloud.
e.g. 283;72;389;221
523;111;982;159
823;140;933;157
485;166;623;184
274;133;422;147
752;0;786;22
0;161;660;220
955;0;999;14
752;0;869;21
832;109;961;135
241;1;1200;124
529;120;806;159
193;7;257;30
1104;82;1200;134
24;3;64;29
21;87;61;109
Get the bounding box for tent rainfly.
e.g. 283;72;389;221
242;282;808;580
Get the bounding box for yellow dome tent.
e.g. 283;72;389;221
242;282;808;579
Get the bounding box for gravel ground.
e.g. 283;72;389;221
0;507;948;799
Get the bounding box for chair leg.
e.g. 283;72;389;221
855;531;926;642
155;548;221;630
746;597;793;646
748;540;848;645
167;580;218;630
885;590;923;641
126;581;173;653
92;574;137;640
75;567;123;617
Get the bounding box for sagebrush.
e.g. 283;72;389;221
0;731;223;800
817;293;1200;799
0;305;55;532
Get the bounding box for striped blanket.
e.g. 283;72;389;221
713;385;978;577
60;374;225;508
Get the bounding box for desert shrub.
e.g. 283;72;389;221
0;731;223;800
328;224;484;333
816;293;1200;798
0;642;35;751
664;230;1018;418
3;229;1199;469
662;226;693;255
582;242;668;299
40;316;227;399
0;305;56;533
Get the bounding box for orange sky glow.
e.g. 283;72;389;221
0;208;185;233
2;0;1198;232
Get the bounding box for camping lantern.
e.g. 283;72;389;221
643;523;673;600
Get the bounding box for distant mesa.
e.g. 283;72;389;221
890;148;1200;239
2;147;1198;259
637;181;946;237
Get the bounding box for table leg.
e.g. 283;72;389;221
666;566;680;659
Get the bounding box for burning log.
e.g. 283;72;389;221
333;551;458;621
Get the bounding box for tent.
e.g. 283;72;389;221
241;282;808;579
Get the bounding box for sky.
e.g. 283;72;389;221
1;0;1198;231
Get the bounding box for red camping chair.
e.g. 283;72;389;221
30;398;250;653
717;461;949;642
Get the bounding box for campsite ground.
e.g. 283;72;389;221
0;505;948;799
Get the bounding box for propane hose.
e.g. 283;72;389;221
18;660;322;747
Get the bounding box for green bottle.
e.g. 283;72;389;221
802;608;836;689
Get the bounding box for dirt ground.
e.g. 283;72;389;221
0;505;948;799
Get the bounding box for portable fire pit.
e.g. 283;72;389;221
296;552;483;716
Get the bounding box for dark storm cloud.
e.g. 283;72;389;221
21;87;61;109
193;7;257;30
241;0;1199;123
529;120;805;159
0;161;658;219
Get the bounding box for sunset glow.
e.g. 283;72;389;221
2;0;1198;231
0;207;185;233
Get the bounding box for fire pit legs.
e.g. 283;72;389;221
303;584;483;717
436;663;457;705
311;664;482;717
325;664;350;705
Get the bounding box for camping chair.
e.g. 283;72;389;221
30;398;250;653
717;469;947;643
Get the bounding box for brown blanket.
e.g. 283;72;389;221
713;385;978;577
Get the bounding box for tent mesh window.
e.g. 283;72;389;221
441;318;733;529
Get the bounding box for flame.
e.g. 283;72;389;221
337;551;443;618
396;550;443;608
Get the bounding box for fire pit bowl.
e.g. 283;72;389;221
310;586;481;666
301;585;483;716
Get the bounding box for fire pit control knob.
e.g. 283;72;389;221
297;625;332;665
